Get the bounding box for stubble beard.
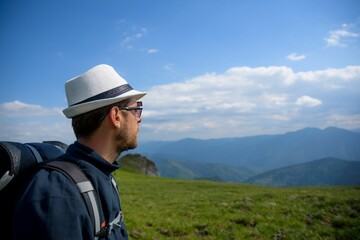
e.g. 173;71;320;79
115;127;138;154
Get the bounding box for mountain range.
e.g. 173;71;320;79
245;157;360;186
128;127;360;185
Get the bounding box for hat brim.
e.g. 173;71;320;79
63;90;146;118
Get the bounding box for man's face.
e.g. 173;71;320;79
115;100;142;152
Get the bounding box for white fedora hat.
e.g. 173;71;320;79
63;64;146;118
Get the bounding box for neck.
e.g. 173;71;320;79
78;136;119;164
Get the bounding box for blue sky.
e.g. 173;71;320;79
1;0;360;144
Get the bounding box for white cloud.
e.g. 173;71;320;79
0;101;73;144
286;53;306;61
119;27;158;54
120;36;133;49
135;28;147;38
225;66;297;85
270;114;291;121
324;23;359;47
326;113;360;128
147;48;158;54
0;100;63;117
140;65;360;140
296;66;360;83
295;95;322;107
164;63;174;71
0;121;74;144
119;26;148;50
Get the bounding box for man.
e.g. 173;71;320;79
13;64;146;239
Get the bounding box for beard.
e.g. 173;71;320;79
114;124;138;153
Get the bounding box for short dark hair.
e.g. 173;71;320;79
72;99;130;139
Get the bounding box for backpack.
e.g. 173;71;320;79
0;141;113;239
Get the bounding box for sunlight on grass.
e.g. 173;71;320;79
114;170;360;239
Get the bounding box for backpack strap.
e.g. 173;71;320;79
95;175;124;238
43;161;101;240
108;176;123;230
25;144;44;163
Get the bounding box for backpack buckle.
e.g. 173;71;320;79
96;226;110;238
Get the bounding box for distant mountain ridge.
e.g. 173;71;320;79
153;156;255;182
134;127;360;172
126;127;360;184
245;157;360;186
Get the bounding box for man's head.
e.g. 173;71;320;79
63;64;146;153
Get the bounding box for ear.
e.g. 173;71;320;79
108;106;122;128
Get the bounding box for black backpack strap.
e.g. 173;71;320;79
25;144;44;163
43;161;101;240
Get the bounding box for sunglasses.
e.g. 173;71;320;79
100;101;143;121
119;101;143;117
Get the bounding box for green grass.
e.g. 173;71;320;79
113;170;360;240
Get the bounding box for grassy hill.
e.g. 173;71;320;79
113;169;360;240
